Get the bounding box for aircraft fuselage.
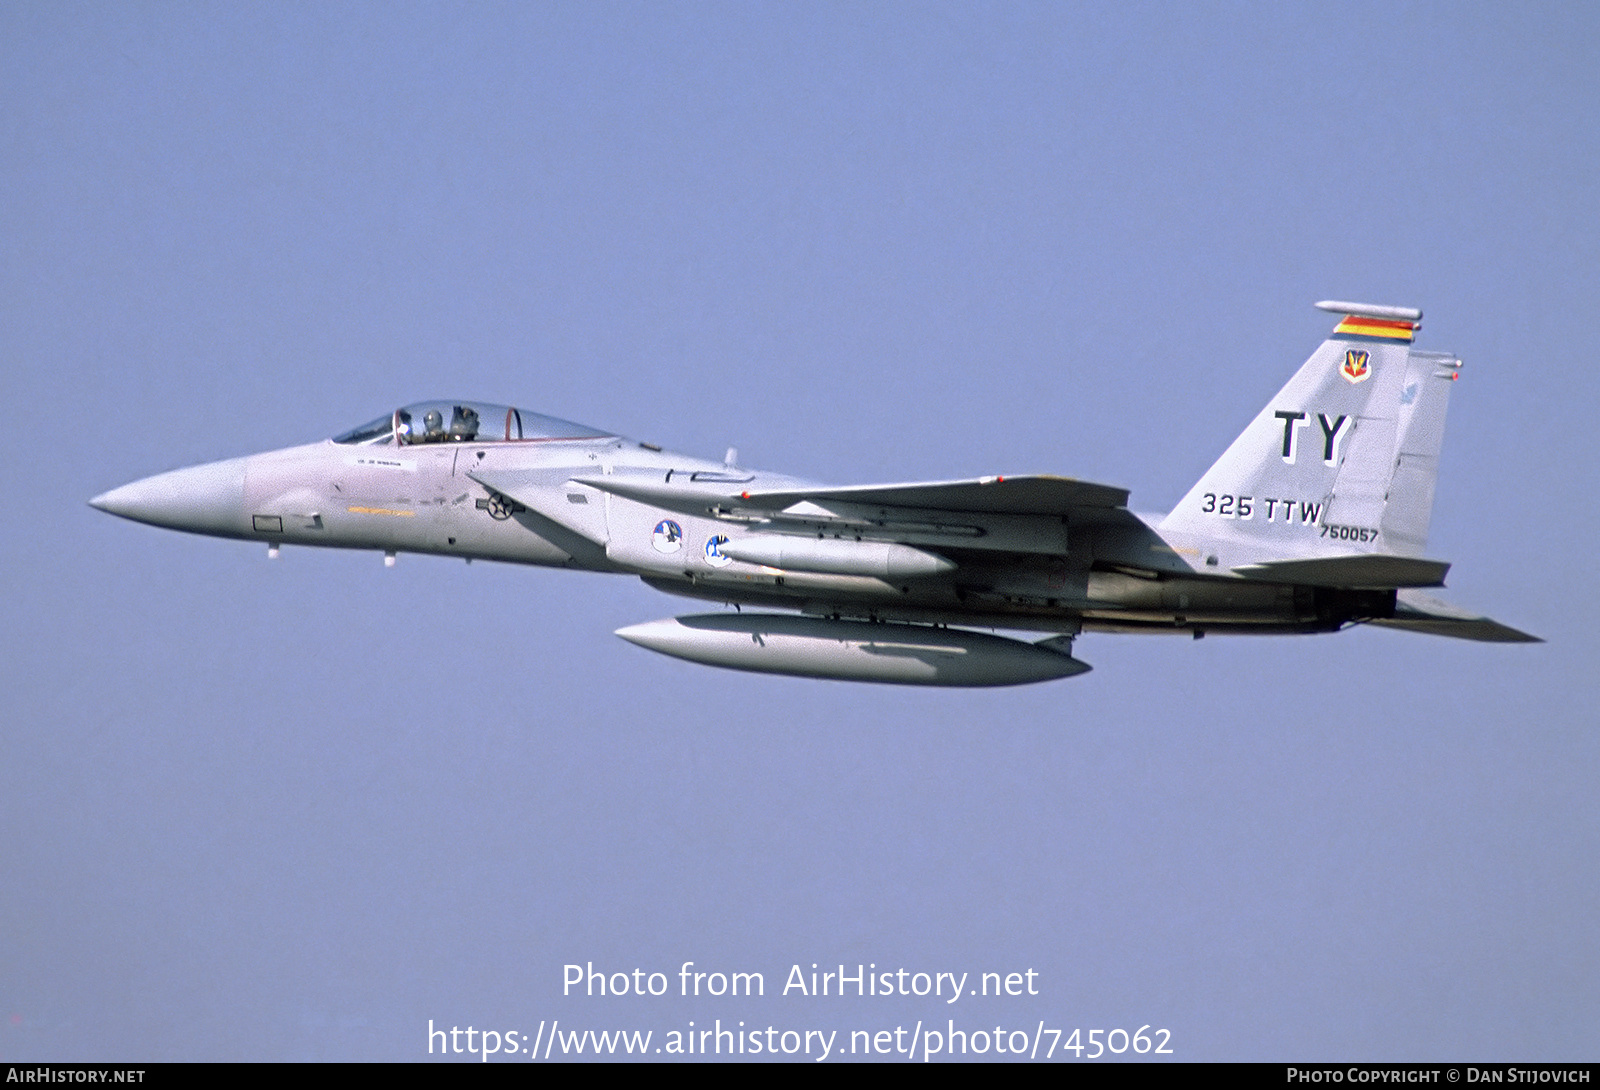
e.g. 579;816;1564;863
90;424;1374;638
91;305;1540;685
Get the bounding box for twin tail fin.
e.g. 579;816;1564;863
1160;301;1459;561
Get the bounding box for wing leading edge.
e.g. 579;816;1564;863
738;475;1130;515
570;472;1131;519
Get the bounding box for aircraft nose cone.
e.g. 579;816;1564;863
90;457;248;536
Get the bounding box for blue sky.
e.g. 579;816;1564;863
3;2;1595;1060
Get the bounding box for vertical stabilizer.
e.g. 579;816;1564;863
1375;349;1459;554
1161;302;1456;561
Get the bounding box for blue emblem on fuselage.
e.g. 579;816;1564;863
652;519;684;554
704;534;732;567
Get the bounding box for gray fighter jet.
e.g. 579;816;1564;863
91;302;1538;686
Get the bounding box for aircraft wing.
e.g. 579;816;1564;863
576;472;1130;519
737;475;1130;515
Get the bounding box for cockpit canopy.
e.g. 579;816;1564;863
333;401;613;446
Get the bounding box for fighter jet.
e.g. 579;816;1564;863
90;301;1538;686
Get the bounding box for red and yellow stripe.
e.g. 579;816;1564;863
1334;315;1416;341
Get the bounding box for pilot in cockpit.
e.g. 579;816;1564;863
448;405;480;442
422;410;446;443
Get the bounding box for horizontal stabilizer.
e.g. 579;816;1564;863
1370;589;1543;643
1232;554;1450;588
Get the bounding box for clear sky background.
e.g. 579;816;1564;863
3;2;1595;1062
